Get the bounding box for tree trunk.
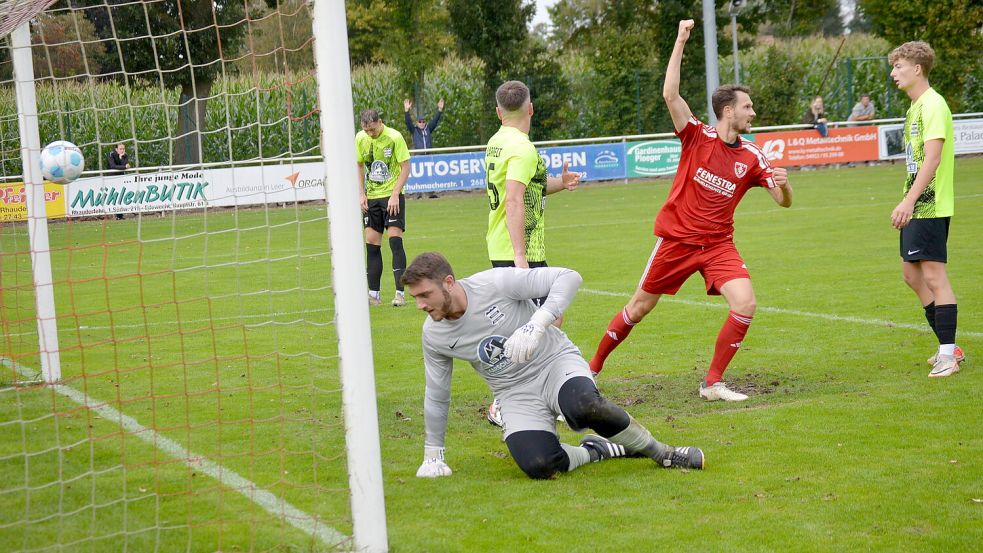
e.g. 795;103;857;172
173;78;213;166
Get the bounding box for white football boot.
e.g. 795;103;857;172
927;345;964;366
699;380;749;402
929;354;960;378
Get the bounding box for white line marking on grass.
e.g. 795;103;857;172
3;308;334;338
0;356;349;549
581;288;983;338
550;192;983;230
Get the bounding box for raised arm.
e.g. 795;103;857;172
427;100;443;133
663;19;696;132
404;98;414;131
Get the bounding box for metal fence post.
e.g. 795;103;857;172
846;57;854;113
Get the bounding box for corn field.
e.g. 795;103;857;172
0;72;322;178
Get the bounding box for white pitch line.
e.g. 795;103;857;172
581;288;983;338
549;192;983;230
2;307;333;339
0;356;349;549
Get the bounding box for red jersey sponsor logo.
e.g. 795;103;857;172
693;167;737;198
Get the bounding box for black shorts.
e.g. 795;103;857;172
900;217;949;263
491;260;549;307
363;195;405;233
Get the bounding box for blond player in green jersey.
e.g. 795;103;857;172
484;80;581;427
889;41;962;378
356;109;411;307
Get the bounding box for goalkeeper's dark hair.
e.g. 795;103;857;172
401;252;455;286
360;109;382;126
496;80;530;112
711;84;752;119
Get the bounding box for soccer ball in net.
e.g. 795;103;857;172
39;140;85;184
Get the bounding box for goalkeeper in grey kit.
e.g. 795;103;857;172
401;252;704;479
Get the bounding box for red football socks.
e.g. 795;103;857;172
589;307;637;374
705;311;753;385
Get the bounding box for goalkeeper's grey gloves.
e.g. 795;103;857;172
416;446;452;478
503;308;556;363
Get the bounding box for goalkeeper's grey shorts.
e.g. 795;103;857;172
497;351;593;439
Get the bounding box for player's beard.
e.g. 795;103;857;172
427;288;454;321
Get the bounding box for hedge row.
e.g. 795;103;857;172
2;34;980;179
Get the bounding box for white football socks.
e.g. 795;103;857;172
561;443;591;472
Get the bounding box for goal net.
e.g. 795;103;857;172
0;1;386;551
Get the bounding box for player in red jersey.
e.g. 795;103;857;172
588;19;793;401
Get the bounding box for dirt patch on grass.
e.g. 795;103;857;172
727;373;781;396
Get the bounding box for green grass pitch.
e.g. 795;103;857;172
2;158;982;552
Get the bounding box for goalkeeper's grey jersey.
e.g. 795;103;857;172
420;267;583;447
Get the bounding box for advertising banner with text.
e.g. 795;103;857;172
405;151;486;194
0;182;68;222
65;163;327;217
753;127;879;166
538;143;626;182
405;143;628;193
879;118;983;159
626;139;683;177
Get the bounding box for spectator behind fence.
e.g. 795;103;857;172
107;143;130;219
404;98;444;151
848;93;876;123
108;143;129;173
802;95;829;137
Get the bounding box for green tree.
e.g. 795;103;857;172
346;0;396;66
447;0;536;140
83;0;248;165
740;0;842;38
234;0;314;74
388;0;455;99
514;43;571;141
858;0;983;112
552;0;661;134
31;12;111;79
347;0;455;104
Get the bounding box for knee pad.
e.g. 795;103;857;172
515;454;561;480
505;430;567;480
558;377;629;436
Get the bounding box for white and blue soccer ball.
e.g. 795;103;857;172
39;140;85;184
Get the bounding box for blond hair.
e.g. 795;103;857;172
889;41;936;76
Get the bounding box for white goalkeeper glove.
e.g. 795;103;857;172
416;446;452;478
504;309;556;363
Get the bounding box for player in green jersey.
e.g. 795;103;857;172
356;109;411;307
889;41;962;378
485;80;580;270
484;80;581;427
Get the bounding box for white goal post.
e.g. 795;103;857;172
0;0;388;551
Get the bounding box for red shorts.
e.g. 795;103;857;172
638;238;750;296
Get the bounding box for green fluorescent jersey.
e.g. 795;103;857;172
904;87;954;218
485;126;548;262
355;125;411;199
